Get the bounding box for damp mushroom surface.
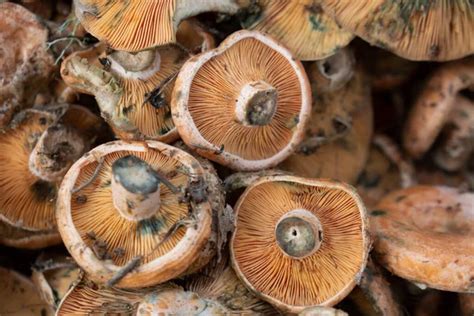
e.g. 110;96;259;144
172;30;311;171
230;175;370;312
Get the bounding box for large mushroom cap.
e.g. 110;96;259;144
371;186;474;292
74;0;240;52
61;43;189;142
172;30;311;171
320;0;474;61
56;140;214;288
231;175;370;312
243;0;353;61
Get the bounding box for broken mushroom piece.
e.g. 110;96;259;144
321;0;474;61
371;186;474;292
57;140;215;288
231;175;370;312
0;267;53;316
61;43;189;142
242;0;353;60
0;105;101;248
172;30;311;171
0;2;55;128
177;18;216;53
403;58;474;159
74;0;241;52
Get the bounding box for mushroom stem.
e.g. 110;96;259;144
275;209;323;259
235;80;277;126
29;124;87;183
111;155;162;221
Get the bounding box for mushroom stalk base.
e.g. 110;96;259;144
111;155;161;221
235;80;277;126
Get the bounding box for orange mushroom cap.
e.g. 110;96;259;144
172;30;312;171
321;0;474;61
231;175;370;312
243;0;354;61
74;0;241;52
371;185;474;292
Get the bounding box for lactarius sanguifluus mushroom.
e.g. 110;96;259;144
172;30;311;171
299;306;349;316
371;186;474;292
280;67;372;184
321;0;474;61
403;58;474;160
61;43;189;142
0;105;101;248
0;2;55;127
231;175;370;312
73;0;241;52
176;18;216;54
56;140;217;288
242;0;353;60
0;267;53;315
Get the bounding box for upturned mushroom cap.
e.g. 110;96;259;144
280;68;372;184
0;105;101;236
74;0;241;52
321;0;474;61
242;0;353;61
61;43;189;142
172;30;311;171
0;2;55;128
371;186;474;292
56;140;214;288
231;175;370;312
403;57;474;158
0;267;53;315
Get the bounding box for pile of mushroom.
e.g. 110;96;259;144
0;1;473;315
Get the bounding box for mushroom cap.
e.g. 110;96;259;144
0;105;100;232
0;267;54;315
403;57;474;158
231;175;370;312
299;306;349;316
56;140;213;288
172;30;312;171
176;18;216;53
61;43;189;142
74;0;240;52
244;0;353;61
280;68;372;184
0;220;61;249
371;186;474;292
0;2;55;127
321;0;474;61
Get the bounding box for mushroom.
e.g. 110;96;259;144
31;254;80;310
371;186;474;292
320;0;474;61
0;2;55;128
56;140;218;288
176;18;216;54
279;66;372;184
403;57;474;159
0;105;101;248
0;267;53;315
231;175;370;312
242;0;353;60
73;0;242;52
299;306;349;316
459;293;474;316
172;30;311;171
0;221;62;249
61;43;189;142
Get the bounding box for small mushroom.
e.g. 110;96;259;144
320;0;474;61
61;43;189;142
242;0;353;60
56;140;217;288
0;2;55;127
0;105;101;248
0;267;53;315
231;175;370;313
176;18;216;53
73;0;242;52
403;57;474;159
172;30;311;171
371;186;474;292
